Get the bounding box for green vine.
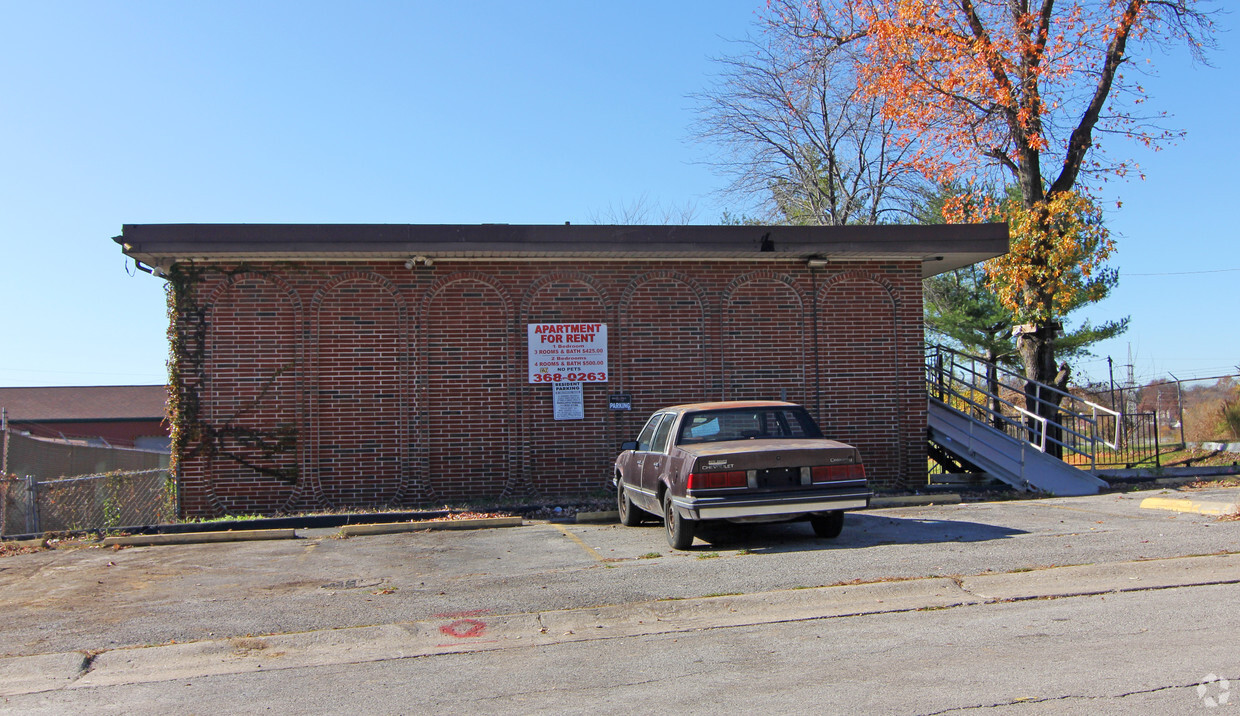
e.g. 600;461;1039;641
102;471;124;529
166;264;301;489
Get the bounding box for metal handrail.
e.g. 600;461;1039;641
926;345;1121;470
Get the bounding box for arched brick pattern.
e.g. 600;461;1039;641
203;273;302;514
818;272;902;489
619;272;709;439
423;276;513;501
312;274;407;508
521;275;611;496
723;273;808;404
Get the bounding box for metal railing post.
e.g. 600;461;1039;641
24;475;39;535
1152;412;1162;468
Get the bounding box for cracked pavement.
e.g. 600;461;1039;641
3;489;1240;713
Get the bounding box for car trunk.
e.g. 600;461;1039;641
681;439;863;493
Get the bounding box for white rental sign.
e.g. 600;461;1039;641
527;323;608;383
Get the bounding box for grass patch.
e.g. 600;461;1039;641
638;552;662;560
697;552;721;560
180;513;267;524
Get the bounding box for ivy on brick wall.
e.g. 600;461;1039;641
166;264;300;485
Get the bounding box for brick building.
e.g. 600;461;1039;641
0;385;169;450
116;224;1007;518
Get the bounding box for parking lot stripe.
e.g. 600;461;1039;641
553;524;606;562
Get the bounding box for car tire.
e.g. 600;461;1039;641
810;511;845;539
617;479;643;526
663;491;696;550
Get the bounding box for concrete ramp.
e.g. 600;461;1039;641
928;399;1108;496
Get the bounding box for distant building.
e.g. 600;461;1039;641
0;385;169;451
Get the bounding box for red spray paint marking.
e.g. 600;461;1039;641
439;618;487;639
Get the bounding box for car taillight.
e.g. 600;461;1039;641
811;463;866;483
686;470;748;490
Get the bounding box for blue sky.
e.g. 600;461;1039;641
1;1;1235;389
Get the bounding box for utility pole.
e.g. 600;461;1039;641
1169;373;1186;449
1107;357;1116;410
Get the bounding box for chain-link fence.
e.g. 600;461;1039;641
2;425;175;537
1;469;175;537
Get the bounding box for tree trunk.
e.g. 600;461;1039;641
1016;323;1070;460
985;349;1004;433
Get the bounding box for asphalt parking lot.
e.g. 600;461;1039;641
3;486;1239;662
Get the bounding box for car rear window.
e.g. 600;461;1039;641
677;407;823;444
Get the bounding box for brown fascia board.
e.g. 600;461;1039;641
115;223;1008;279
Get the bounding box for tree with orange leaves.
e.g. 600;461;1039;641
766;0;1216;448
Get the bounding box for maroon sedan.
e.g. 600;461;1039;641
613;401;871;549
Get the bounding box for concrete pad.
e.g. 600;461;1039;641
575;510;619;524
0;651;87;696
15;578;977;695
870;494;962;508
338;516;522;537
536;577;978;640
100;529;298;547
7;545;1240;697
961;553;1240;602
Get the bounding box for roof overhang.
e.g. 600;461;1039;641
115;223;1009;279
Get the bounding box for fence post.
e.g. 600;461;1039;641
24;475;40;535
1152;412;1162;468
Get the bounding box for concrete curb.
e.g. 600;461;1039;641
960;553;1240;601
575;510;619;524
0;652;89;697
1100;466;1240;481
338;517;523;537
870;494;962;508
6;552;1238;697
1139;496;1240;517
100;529;299;547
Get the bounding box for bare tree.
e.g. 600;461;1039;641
690;22;930;225
587;193;699;225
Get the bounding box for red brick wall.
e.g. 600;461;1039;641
199;272;301;515
171;259;926;517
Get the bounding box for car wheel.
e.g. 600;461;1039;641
662;491;696;550
617;479;643;526
810;511;845;539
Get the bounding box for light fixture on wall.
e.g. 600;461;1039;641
806;259;830;269
404;256;434;269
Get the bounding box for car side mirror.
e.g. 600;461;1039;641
621;441;638;451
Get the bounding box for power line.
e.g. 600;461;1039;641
1123;267;1240;276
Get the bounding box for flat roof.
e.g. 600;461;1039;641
115;223;1008;279
0;385;168;422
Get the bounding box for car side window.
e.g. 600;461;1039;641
635;415;662;452
650;414;677;454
